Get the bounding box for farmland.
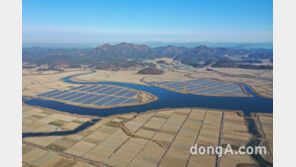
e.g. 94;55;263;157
23;108;264;167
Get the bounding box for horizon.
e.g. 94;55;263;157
23;0;273;44
22;41;273;49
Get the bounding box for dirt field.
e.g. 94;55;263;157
23;68;91;97
23;108;261;167
255;113;273;163
23;105;92;133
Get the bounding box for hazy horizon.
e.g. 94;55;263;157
23;0;273;44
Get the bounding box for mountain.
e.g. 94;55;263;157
154;45;189;57
22;43;273;70
89;42;157;59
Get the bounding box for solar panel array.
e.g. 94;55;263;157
150;79;246;96
37;85;139;107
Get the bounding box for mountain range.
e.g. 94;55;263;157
23;42;273;70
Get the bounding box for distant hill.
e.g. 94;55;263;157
22;42;273;70
137;67;164;75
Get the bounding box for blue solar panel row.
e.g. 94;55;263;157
206;89;224;94
189;79;211;84
221;85;240;91
62;92;87;101
187;86;205;91
208;82;227;87
186;85;201;89
37;90;60;97
104;97;128;106
86;85;106;92
165;82;187;87
81;95;106;104
167;83;191;88
70;85;86;90
45;90;68;98
198;81;217;86
194;88;214;93
79;85;97;92
59;92;80;100
123;91;137;97
53;91;74;99
71;94;97;103
93;96;117;106
121;98;137;105
114;89;130;96
212;84;232;90
103;87;120;95
95;87;114;93
202;82;222;87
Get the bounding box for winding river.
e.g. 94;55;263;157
24;71;273;117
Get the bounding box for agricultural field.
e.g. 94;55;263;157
23;108;260;167
23;69;91;97
23;105;92;133
255;113;273;163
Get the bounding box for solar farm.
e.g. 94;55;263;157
37;85;139;107
150;78;248;96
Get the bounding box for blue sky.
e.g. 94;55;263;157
23;0;273;44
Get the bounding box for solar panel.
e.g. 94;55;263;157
71;94;97;103
221;85;240;91
220;92;235;95
167;83;191;88
159;81;177;85
185;79;206;83
198;81;217;86
186;85;201;89
110;88;123;95
121;98;137;105
78;85;97;92
61;92;79;100
193;80;213;85
85;85;105;92
187;86;205;91
53;91;74;99
164;82;183;87
37;90;60;97
104;97;128;106
62;92;87;101
195;88;216;93
205;89;224;94
123;91;137;97
95;86;114;93
93;96;117;106
205;82;224;87
81;95;106;104
102;87;120;95
70;85;86;91
211;82;229;87
114;89;130;96
213;84;233;90
45;90;69;98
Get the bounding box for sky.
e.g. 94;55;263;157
23;0;273;44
